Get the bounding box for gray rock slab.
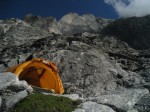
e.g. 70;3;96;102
74;101;115;112
0;72;18;90
88;89;149;112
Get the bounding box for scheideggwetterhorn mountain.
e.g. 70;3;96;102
1;13;150;112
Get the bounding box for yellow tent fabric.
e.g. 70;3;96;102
7;58;64;94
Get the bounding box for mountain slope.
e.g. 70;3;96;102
1;13;150;111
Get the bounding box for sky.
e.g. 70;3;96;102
0;0;118;20
0;0;150;20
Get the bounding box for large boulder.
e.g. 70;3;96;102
0;72;18;90
7;80;29;92
46;49;120;97
41;46;144;97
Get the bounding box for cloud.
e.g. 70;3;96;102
104;0;150;18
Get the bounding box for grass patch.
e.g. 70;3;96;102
12;93;81;112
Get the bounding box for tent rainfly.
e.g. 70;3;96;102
7;58;64;94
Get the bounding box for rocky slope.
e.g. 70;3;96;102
0;34;146;96
0;13;150;112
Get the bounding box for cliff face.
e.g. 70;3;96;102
102;15;150;49
1;13;150;111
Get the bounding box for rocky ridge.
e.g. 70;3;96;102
0;13;150;112
24;13;112;35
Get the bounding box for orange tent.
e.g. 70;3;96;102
7;58;64;94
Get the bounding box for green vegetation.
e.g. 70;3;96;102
12;93;81;112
